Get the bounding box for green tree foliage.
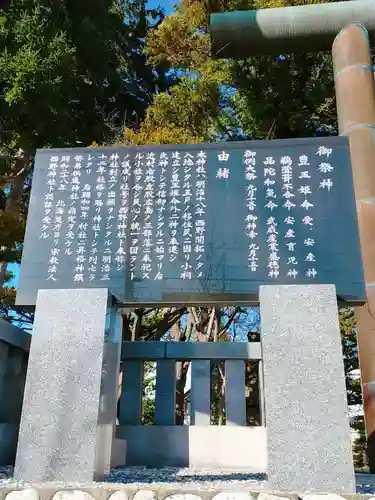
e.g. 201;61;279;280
141;361;157;425
352;415;368;470
340;307;368;469
0;0;168;304
341;307;362;406
124;0;338;145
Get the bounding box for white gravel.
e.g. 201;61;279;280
0;467;375;494
0;467;265;491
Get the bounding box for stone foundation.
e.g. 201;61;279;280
1;470;375;499
0;487;373;500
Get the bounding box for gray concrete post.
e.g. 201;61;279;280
14;288;111;483
260;284;355;493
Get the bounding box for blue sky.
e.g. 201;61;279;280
149;0;175;14
8;262;18;288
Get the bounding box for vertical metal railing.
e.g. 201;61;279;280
119;341;264;427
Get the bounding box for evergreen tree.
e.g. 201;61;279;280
0;0;167;307
124;0;337;145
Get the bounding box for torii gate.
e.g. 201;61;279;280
211;0;375;471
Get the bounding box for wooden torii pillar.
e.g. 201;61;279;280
211;0;375;471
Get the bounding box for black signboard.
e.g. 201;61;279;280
16;136;366;306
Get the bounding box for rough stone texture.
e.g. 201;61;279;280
259;285;355;494
52;491;95;500
133;491;157;500
5;489;39;500
302;496;347;500
212;493;254;500
0;485;373;500
1;469;375;497
163;495;202;500
14;288;110;483
108;492;129;500
258;495;290;500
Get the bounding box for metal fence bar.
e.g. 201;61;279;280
155;360;176;425
121;341;262;360
121;341;165;360
190;360;211;425
166;341;261;360
0;320;30;352
225;360;247;426
119;360;144;425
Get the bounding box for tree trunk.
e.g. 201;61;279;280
176;359;189;425
0;150;30;288
218;364;226;425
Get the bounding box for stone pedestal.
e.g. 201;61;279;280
260;284;355;493
94;309;122;479
14;288;112;483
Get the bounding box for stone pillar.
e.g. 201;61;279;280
94;307;123;479
14;288;111;483
260;284;355;493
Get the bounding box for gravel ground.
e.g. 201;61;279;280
0;467;267;491
1;467;375;494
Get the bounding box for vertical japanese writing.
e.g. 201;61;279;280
66;156;80;260
243;150;258;272
194;151;207;278
73;155;89;282
44;156;59;281
41;156;58;242
280;155;298;279
130;152;144;280
49;156;69;281
317;145;334;193
115;154;131;272
154;153;168;280
88;154;106;282
263;156;279;278
140;153;156;280
85;154;94;176
216;150;230;179
297;153;317;279
168;152;181;265
101;153;118;281
181;153;194;279
267;216;279;279
264;156;277;211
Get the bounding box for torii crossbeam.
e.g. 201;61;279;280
211;0;375;471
